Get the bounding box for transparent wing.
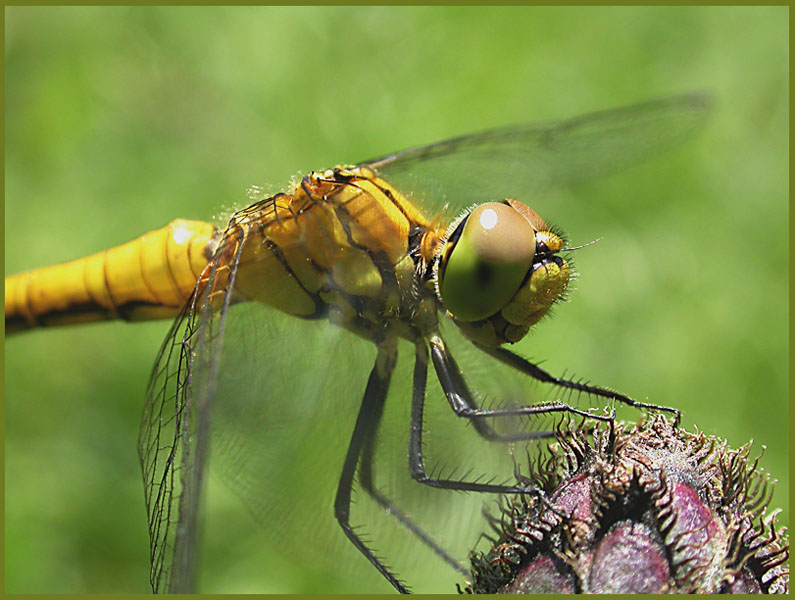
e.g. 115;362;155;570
142;303;603;592
137;242;575;593
137;218;415;592
138;220;251;593
139;309;199;592
364;93;712;214
198;300;388;591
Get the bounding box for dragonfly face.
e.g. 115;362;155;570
436;199;570;346
8;94;711;593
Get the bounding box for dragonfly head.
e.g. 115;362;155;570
435;199;570;347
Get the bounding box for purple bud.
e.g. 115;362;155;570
465;416;788;594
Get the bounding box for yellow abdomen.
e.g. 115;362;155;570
5;219;217;333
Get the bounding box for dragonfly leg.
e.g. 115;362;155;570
357;354;469;576
476;343;681;426
428;339;556;443
408;337;580;497
428;335;612;441
334;339;410;594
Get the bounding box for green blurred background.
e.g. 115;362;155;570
5;6;788;594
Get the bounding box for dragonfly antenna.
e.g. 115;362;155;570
561;237;601;253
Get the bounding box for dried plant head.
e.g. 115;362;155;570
465;415;788;594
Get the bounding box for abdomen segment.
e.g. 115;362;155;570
5;219;217;333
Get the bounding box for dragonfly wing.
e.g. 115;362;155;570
137;221;428;592
138;227;242;593
137;243;548;592
365;93;712;214
199;301;387;590
139;305;200;592
199;305;564;592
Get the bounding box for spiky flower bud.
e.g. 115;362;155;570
465;416;788;594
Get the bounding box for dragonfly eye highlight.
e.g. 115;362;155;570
438;202;537;322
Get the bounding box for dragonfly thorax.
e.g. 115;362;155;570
221;166;445;345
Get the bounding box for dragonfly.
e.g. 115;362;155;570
5;94;709;593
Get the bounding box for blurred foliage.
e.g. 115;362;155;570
4;6;788;594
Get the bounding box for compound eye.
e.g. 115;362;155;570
439;202;536;322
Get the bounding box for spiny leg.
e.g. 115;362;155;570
428;338;559;444
357;349;468;577
429;335;613;440
425;339;604;444
477;343;681;426
408;339;597;497
334;340;409;593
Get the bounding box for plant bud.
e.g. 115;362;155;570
465;416;788;594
